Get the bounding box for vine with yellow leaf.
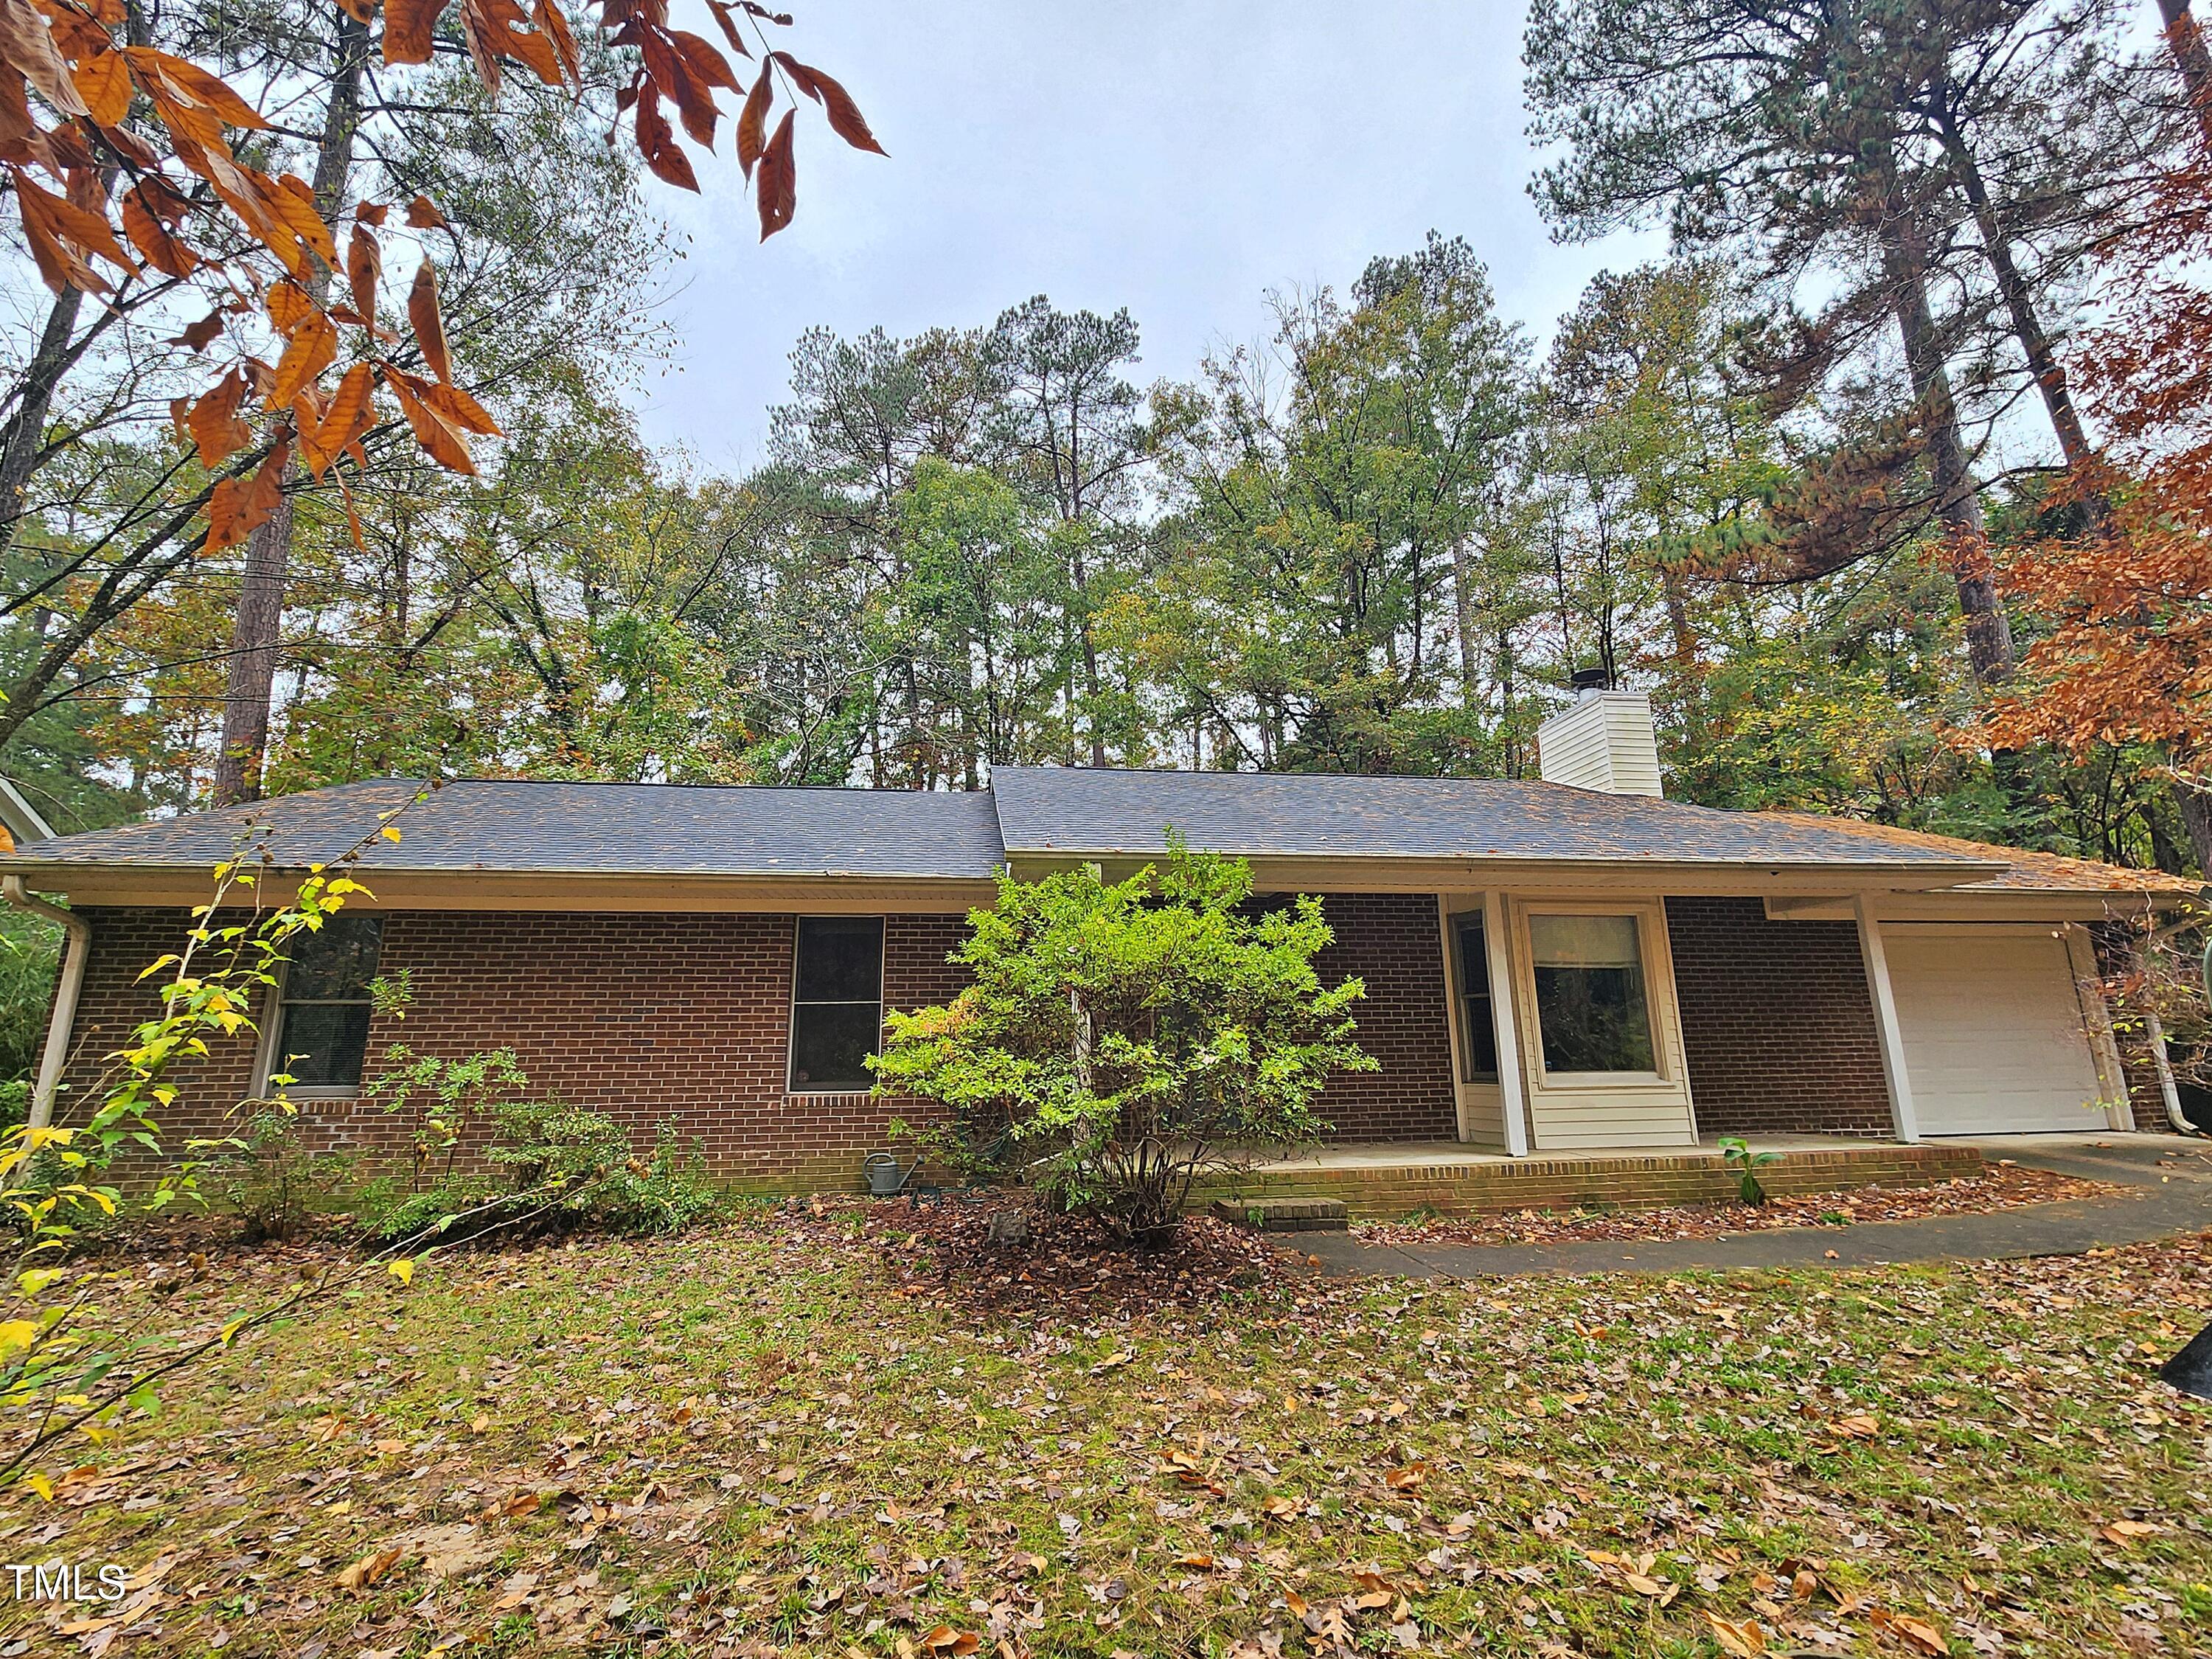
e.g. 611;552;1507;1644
0;796;434;1489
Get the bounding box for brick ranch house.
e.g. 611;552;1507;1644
0;690;2195;1197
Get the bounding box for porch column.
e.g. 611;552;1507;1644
1481;891;1531;1157
1852;894;1921;1144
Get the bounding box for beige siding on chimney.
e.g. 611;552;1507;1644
1536;692;1664;797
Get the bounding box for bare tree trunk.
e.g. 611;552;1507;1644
0;287;87;557
210;5;369;804
2174;748;2212;874
2159;0;2212;150
1929;101;2098;479
1449;536;1484;704
1879;189;2017;686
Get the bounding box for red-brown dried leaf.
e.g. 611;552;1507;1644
755;105;793;238
669;29;740;91
531;0;580;83
172;310;224;351
634;84;700;190
702;0;751;58
383;0;440;66
404;192;447;229
735;63;772;178
772;52;883;155
641;28;716;146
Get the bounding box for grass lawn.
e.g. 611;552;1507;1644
1;1204;2207;1658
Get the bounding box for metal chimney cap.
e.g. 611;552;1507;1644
1568;667;1613;694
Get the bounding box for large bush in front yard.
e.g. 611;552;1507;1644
871;838;1375;1241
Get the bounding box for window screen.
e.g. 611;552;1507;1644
789;917;884;1092
1528;913;1657;1075
1450;912;1499;1082
274;914;383;1093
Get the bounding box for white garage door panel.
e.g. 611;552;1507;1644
1884;927;2107;1135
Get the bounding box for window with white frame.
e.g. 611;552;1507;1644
788;917;884;1092
1527;912;1657;1075
270;914;383;1095
1449;911;1500;1083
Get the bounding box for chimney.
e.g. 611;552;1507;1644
1536;678;1663;798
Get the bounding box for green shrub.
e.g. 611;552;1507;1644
210;1107;356;1242
355;1048;724;1243
872;837;1374;1241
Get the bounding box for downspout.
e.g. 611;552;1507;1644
2;876;88;1130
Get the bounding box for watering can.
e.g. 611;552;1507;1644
863;1151;916;1197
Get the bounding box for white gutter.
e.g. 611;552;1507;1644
2;876;89;1130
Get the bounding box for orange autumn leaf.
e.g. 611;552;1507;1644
268;310;337;408
407;258;452;384
347;222;381;331
72;48;131;125
186;370;251;467
381;367;476;474
204;438;290;553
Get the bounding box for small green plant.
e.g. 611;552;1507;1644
210;1107;355;1243
1717;1136;1783;1206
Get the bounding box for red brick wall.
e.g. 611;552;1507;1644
60;895;1461;1178
59;906;975;1189
1663;897;1895;1138
1309;894;1458;1141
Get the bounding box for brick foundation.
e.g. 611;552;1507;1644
1196;1143;1984;1220
1664;897;1895;1138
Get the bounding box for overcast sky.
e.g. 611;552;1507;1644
629;0;1662;465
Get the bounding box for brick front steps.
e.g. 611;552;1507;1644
1209;1197;1351;1232
1192;1141;1984;1222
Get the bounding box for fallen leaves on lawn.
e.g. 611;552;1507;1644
1871;1607;1950;1655
1703;1611;1767;1655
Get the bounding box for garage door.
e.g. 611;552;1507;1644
1882;925;2110;1135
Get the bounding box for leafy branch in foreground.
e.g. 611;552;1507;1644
0;787;426;1487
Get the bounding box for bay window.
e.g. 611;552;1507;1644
1528;912;1657;1075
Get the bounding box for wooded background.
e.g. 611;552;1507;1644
4;0;2210;890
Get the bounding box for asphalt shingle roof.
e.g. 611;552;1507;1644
5;777;1009;880
9;766;2182;894
987;766;2000;872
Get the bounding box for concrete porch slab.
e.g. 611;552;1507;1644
1192;1136;1983;1221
